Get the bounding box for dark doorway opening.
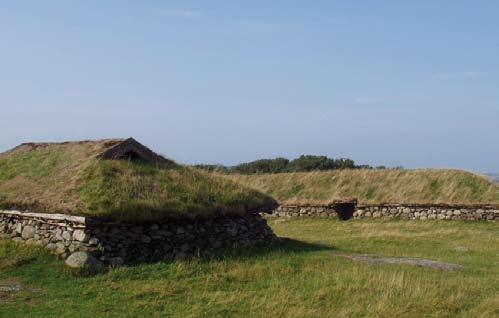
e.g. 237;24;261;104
334;202;356;220
121;151;141;161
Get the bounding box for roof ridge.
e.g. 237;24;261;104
18;138;126;147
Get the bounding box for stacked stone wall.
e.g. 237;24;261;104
0;210;277;265
272;205;497;221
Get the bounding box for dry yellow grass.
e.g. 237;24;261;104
222;169;499;205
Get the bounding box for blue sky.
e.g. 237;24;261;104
1;1;498;171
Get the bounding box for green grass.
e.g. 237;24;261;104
74;160;274;221
222;169;499;205
1;218;497;317
0;140;275;221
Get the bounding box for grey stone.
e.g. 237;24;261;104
0;281;40;293
21;225;36;239
88;237;99;246
176;227;185;234
333;253;463;270
46;243;57;251
65;252;101;269
55;232;63;241
55;242;66;254
110;257;124;267
62;231;72;241
69;243;81;253
73;230;90;243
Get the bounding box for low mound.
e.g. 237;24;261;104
0;138;276;221
222;169;499;206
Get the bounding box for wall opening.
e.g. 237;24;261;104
334;202;356;220
121;151;142;161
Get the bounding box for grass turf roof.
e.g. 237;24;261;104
222;169;499;206
0;139;277;221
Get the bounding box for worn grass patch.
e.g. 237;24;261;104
0;219;497;318
222;169;499;205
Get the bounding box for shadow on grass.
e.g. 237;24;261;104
271;237;335;253
59;238;336;277
126;237;336;268
2;237;335;277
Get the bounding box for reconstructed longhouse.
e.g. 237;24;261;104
225;170;499;221
0;138;278;266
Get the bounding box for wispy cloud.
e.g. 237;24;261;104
430;71;484;80
162;9;203;18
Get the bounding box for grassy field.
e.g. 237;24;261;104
0;140;275;220
223;169;499;205
1;218;497;318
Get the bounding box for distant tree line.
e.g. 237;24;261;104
194;155;403;174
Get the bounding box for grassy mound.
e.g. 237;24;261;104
222;169;499;205
0;140;276;221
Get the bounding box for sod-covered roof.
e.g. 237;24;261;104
0;138;277;221
223;169;499;206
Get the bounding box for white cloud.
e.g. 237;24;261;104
431;71;484;80
162;10;203;18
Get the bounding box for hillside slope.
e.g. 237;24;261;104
0;139;276;220
222;169;499;205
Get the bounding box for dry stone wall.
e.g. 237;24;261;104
354;205;497;221
272;204;498;221
0;210;277;265
273;206;338;218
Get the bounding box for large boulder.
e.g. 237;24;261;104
65;252;100;269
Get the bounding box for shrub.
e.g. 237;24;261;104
231;158;290;174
